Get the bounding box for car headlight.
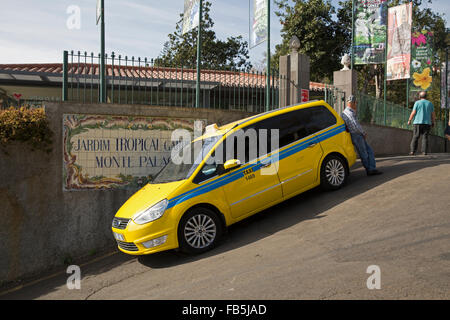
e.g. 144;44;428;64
132;199;169;225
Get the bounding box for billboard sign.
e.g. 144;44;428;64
182;0;200;35
353;0;388;65
386;3;412;81
251;0;268;48
410;29;434;92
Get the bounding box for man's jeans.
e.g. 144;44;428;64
410;124;431;154
350;133;376;173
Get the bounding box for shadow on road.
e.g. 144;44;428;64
137;155;449;268
1;155;448;299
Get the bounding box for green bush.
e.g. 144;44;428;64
0;107;53;153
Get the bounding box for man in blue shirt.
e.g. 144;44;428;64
408;91;436;155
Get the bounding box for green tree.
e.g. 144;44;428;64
273;0;350;82
155;1;251;71
366;1;447;111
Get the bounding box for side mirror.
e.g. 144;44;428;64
223;159;241;171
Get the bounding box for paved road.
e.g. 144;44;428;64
2;154;450;300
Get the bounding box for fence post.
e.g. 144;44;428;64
62;50;68;101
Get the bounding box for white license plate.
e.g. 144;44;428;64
113;232;124;241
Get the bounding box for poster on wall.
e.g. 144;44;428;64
63;114;205;191
386;2;412;81
250;0;268;48
182;0;200;35
353;0;388;65
410;28;434;92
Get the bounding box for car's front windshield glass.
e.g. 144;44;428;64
151;135;222;184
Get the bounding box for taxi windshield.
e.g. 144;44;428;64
151;135;222;184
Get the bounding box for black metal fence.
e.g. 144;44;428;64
62;50;286;113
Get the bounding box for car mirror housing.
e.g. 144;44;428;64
223;159;241;171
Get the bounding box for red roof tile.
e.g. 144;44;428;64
0;63;328;90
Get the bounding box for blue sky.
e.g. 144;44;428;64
0;0;448;65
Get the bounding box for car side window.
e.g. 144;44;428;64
193;157;220;184
193;126;258;184
226;125;259;164
305;106;337;135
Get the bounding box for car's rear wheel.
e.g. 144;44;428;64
178;207;222;254
320;155;348;190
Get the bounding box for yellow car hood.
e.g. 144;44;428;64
115;180;185;219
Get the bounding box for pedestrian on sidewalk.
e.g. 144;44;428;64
445;116;450;141
407;91;436;155
341;95;382;176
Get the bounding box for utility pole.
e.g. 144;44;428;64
383;7;387;126
266;0;270;112
445;47;448;152
99;0;106;103
196;0;203;108
351;0;354;70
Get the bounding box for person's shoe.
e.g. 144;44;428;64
409;152;415;156
367;170;383;176
422;152;428;155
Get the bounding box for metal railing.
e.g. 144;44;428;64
324;85;346;115
356;92;446;137
62;50;285;113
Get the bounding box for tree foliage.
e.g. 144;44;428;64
274;0;447;115
0;107;53;153
156;1;252;71
273;0;351;81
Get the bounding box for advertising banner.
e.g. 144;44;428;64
251;0;268;48
182;0;200;35
96;0;101;25
386;3;412;81
410;29;434;92
353;0;388;65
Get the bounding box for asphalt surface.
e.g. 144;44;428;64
1;154;450;300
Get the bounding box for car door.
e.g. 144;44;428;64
218;124;283;220
274;108;324;198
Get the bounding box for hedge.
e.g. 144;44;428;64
0;107;53;153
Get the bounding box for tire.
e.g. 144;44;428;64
178;207;223;254
320;155;348;191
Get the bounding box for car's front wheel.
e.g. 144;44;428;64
178;207;222;254
320;155;348;190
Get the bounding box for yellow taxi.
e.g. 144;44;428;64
112;100;357;255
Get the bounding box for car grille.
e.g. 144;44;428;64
116;240;139;252
112;217;130;230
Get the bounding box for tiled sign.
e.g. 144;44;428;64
63;114;204;190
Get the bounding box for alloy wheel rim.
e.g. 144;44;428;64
184;214;217;249
325;159;345;186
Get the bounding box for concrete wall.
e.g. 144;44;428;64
0;102;447;285
362;123;447;156
0;102;252;284
333;69;357;98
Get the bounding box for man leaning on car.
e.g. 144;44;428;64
341;95;382;176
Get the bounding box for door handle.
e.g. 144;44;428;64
308;143;317;148
261;162;271;168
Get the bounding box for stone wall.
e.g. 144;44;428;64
0;102;252;284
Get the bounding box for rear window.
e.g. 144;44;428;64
254;105;336;148
305;106;337;134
